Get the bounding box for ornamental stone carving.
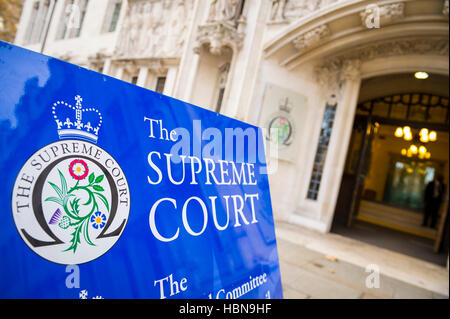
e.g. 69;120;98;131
293;24;330;54
115;0;193;59
314;58;341;92
340;59;361;82
207;0;240;23
194;22;245;55
315;36;449;91
194;0;246;55
282;0;339;22
268;0;289;23
341;38;449;62
314;58;361;100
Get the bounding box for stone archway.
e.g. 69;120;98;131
260;0;449;233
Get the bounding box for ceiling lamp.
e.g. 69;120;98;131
429;131;437;142
419;128;428;137
395;127;403;138
419;145;427;155
414;71;429;80
420;134;429;143
394;126;437;143
395;127;436;159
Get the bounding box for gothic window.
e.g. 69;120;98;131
74;0;88;37
307;101;338;200
102;0;122;33
215;63;230;113
108;1;122;32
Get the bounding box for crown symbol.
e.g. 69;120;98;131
52;95;103;144
279;97;292;113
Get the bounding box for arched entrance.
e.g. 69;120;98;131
257;0;448;262
332;72;449;265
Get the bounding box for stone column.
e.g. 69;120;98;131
114;63;124;80
102;58;112;76
320;59;362;231
163;66;178;97
172;0;203;101
32;0;48;44
137;66;149;88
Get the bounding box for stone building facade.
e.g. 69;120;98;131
14;0;450;235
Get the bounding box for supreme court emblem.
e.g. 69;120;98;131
266;97;295;147
11;96;130;265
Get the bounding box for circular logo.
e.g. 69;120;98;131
12;140;130;265
268;115;294;147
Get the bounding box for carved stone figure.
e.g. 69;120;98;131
269;0;288;22
207;0;240;23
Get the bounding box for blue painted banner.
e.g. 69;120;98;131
0;41;283;299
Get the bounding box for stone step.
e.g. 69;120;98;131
359;200;423;223
358;206;423;227
357;201;437;239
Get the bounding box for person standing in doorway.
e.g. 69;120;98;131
423;174;445;228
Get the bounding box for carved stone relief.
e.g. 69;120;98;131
194;0;246;55
271;0;340;23
315;37;449;93
293;24;330;54
115;0;194;59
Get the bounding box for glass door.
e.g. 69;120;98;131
383;157;439;211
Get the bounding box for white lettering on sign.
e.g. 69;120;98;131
144;117;263;243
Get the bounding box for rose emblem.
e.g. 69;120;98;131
69;159;89;180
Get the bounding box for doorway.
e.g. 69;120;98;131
331;73;449;265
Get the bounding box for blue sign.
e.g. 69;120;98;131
0;41;283;299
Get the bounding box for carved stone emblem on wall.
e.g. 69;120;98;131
115;0;194;59
259;84;308;162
